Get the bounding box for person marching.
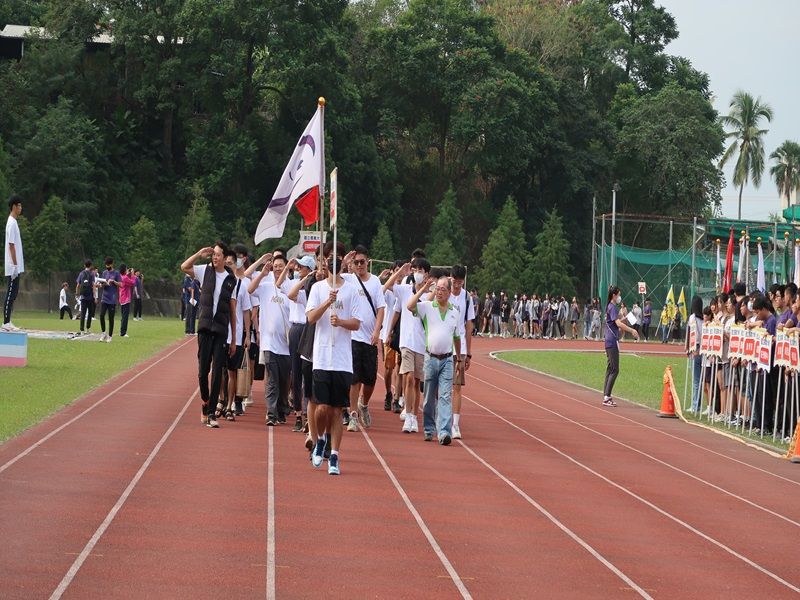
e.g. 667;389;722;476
407;275;462;445
449;265;473;439
603;286;639;407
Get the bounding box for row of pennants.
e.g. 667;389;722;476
689;321;799;372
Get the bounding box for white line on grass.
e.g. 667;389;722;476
360;428;473;599
49;388;198;600
462;392;800;594
0;337;194;475
474;356;800;487
459;439;653;599
266;426;275;600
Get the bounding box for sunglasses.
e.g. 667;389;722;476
353;259;367;266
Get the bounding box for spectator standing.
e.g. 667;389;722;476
59;282;73;320
99;257;121;343
118;264;137;337
3;195;24;331
570;297;580;339
181;273;191;320
75;261;95;333
603;286;639;407
133;270;143;320
642;299;652;341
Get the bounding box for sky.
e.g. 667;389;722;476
662;0;800;221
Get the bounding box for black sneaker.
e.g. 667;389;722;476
391;399;401;414
277;414;287;424
439;434;451;446
323;434;331;460
424;432;433;442
342;410;350;426
234;400;244;416
292;416;303;432
384;392;392;411
266;418;276;426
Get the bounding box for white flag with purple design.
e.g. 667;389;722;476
255;105;324;244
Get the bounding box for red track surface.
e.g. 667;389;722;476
2;336;800;599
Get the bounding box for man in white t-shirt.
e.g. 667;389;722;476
380;261;403;412
383;258;431;434
407;276;462;445
59;282;73;320
449;265;474;440
3;195;24;331
341;245;386;431
223;251;252;419
306;241;362;476
248;254;292;426
181;243;239;428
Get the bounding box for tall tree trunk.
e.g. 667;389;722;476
738;183;743;220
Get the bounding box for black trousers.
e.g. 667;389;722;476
100;302;116;336
604;345;620;398
185;304;197;334
265;351;291;421
197;330;228;411
4;275;20;324
133;298;142;319
79;298;93;331
288;323;305;411
60;306;73;320
120;303;131;336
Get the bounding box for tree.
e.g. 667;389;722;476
769;141;800;208
180;183;218;259
370;221;395;263
426;187;465;265
26;195;70;280
720;91;774;219
126;216;167;279
473;197;530;295
0;136;11;201
529;208;575;297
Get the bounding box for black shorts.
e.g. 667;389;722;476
227;344;245;371
313;370;352;408
352;340;378;386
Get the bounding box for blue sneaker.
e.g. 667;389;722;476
328;453;340;475
323;433;331;460
312;439;325;468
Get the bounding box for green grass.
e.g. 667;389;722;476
495;349;788;451
0;311;183;443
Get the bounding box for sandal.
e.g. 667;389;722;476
214;402;224;418
225;410;236;422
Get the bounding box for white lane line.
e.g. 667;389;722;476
473;357;800;488
458;439;653;599
468;371;800;529
49;389;198;600
360;428;473;600
266;426;275;600
462;392;800;594
1;338;194;475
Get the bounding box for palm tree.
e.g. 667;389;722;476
769;141;800;209
719;91;774;219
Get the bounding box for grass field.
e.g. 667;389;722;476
0;311;184;443
495;350;788;451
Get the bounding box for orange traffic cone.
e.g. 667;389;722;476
658;366;678;418
788;423;800;463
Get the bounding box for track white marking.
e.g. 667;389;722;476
459;439;653;599
1;338;194;475
360;428;473;599
462;392;800;594
49;388;198;600
474;357;800;487
468;371;800;529
266;426;275;600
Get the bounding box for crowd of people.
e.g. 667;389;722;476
181;242;473;476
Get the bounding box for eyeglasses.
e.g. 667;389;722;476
353;259;367;266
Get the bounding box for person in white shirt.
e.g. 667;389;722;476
383;257;432;434
59;282;73;320
340;245;387;431
448;265;473;440
306;241;362;476
407;276;462;445
249;254;292;426
223;250;252;419
3;195;24;331
380;261;404;412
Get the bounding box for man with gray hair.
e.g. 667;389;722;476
406;275;462;445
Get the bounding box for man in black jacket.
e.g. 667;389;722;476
181;242;238;428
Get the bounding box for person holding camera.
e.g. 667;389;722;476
118;264;138;338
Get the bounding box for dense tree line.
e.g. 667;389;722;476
0;0;726;294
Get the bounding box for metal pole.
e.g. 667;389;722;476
611;184;618;285
668;220;673;291
591;195;597;300
601;215;606;295
773;222;778;283
773;368;783;440
691;217;697;299
759;369;767;438
745;228;750;293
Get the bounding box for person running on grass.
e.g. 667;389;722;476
603;286;639;407
306;241;363;475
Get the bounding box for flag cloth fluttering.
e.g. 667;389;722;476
715;241;721;293
736;236;745;284
665;286;676;319
723;228;734;293
254;103;325;244
783;235;790;285
757;241;766;293
677;287;687;322
794;240;800;287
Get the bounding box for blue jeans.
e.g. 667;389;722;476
691;354;703;412
422;354;454;439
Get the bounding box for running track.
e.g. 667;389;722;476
2;337;800;598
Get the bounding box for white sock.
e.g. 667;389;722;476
453;413;460;427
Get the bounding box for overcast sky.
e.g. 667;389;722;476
662;0;799;221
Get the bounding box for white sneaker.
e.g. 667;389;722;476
244;394;254;406
410;415;419;433
452;424;461;439
402;414;412;433
99;333;107;342
1;322;19;332
106;336;112;343
399;408;406;420
347;411;358;432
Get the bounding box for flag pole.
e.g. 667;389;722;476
318;97;326;234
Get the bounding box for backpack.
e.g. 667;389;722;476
79;270;92;297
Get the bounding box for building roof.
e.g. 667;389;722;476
0;24;112;44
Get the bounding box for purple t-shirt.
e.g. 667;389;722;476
779;308;793;326
764;313;777;337
605;302;619;349
101;269;121;304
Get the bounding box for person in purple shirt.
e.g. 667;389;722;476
751;295;777;432
99;256;121;343
603;286;639;407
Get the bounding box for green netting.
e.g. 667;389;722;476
596;242;790;311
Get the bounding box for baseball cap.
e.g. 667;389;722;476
297;255;316;269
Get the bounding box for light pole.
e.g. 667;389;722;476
610;182;620;285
